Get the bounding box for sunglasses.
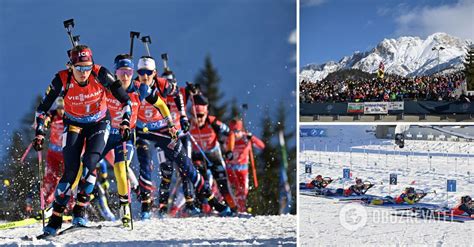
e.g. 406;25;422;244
137;69;154;76
116;69;134;77
74;65;93;72
196;114;206;118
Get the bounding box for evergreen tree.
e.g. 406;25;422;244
246;102;297;215
1;96;42;220
194;55;227;119
463;44;474;91
229;98;240;121
275;102;296;214
247;110;279;215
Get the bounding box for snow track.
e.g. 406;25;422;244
300;126;474;246
1;215;296;246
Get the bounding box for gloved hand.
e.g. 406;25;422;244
120;106;131;141
120;118;131;141
33;135;45;151
246;132;253;140
180;116;190;133
224;151;234;161
185;82;198;95
168;122;178;141
33;113;46;151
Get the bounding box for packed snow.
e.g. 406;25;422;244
0;215;296;246
299;125;474;246
300;33;470;82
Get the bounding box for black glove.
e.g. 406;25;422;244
120;115;131;141
224;151;234;161
180;116;190;133
185;82;198;95
33;113;47;151
192;152;204;163
246;132;253;140
33;135;45;151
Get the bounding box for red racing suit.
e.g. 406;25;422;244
226;133;265;212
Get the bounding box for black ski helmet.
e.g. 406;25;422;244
461;195;472;203
405;187;415;194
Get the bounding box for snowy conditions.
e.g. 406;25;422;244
0;215;296;245
299;125;474;246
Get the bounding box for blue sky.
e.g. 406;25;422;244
0;0;296;156
300;0;474;66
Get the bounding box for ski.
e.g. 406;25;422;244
0;215;73;230
58;224;103;236
21;224;103;241
394;206;448;211
0;218;38;230
391;212;466;223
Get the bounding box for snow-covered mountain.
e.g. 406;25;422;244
301;33;471;82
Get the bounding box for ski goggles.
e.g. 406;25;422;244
137;69;154;76
74;65;93;72
196;114;206;118
116;69;134;77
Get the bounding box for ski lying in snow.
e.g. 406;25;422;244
1;215;73;230
391;212;467;223
369;203;441;210
394;206;448;211
21;224;103;241
58;224;103;236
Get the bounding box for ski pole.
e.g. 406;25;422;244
138;129;213;165
241;103;258;188
20;143;33;163
63;19;77;47
187;134;213;166
141;36;152;56
37;150;45;228
129;31;140;57
122;142;134;230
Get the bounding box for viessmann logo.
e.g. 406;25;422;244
67;89;103;102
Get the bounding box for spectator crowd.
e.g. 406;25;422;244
300;72;471;103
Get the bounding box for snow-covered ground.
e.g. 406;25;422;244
299;125;474;246
0;215;296;246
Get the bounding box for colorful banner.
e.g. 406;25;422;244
363;102;388;114
347;103;364;113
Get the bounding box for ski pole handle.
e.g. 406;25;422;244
129;31;140;57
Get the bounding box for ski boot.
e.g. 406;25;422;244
72;205;88;226
140;193;153;220
182;203;201;217
43;203;65;236
157;203;168;219
43;214;62;236
72;195;88;226
219;206;233;217
120;203;131;227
